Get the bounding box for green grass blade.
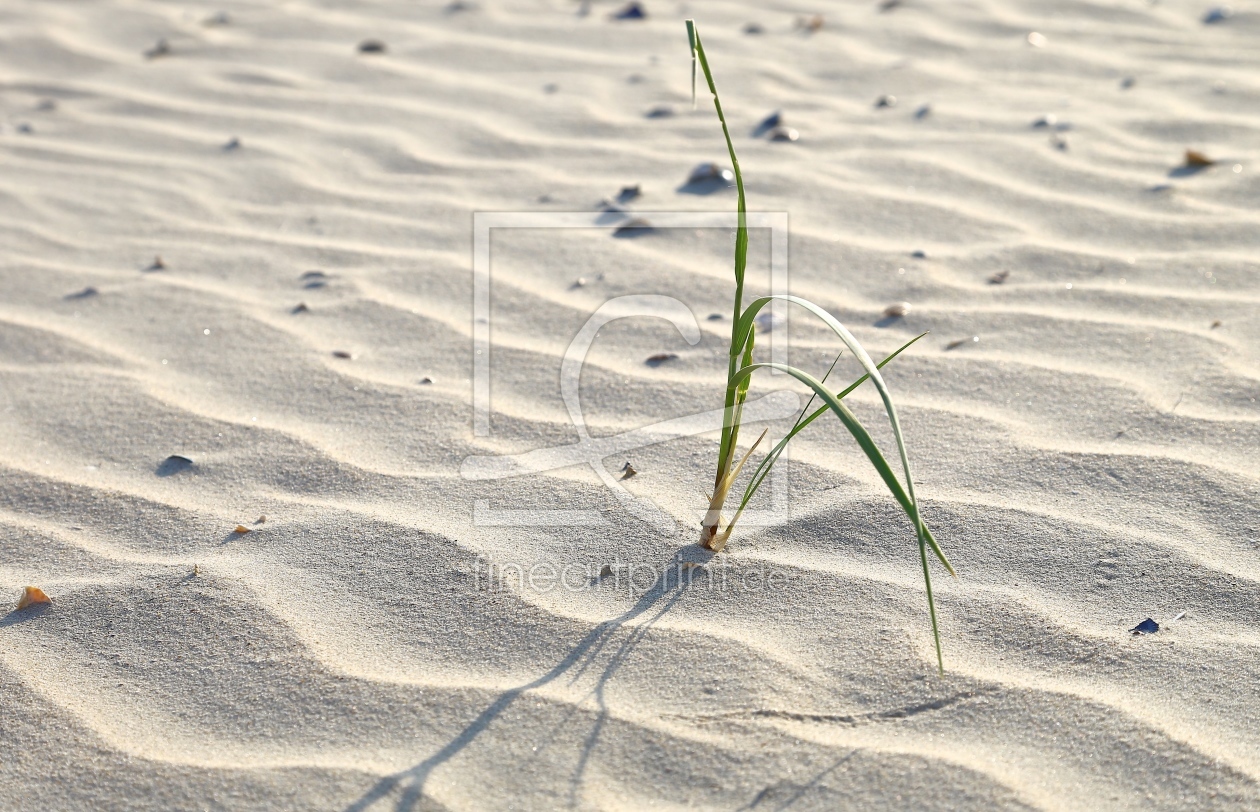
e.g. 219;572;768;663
731;295;939;563
732;361;948;672
689;21;750;495
735;333;929;518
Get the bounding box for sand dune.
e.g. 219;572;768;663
1;0;1258;809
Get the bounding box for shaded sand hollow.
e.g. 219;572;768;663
1;0;1258;810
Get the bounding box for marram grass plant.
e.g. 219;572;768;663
686;20;956;671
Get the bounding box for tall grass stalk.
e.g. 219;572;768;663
686;20;955;672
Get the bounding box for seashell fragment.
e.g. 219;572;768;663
301;270;330;288
769;125;799;142
1026;31;1046;47
358;39;387;54
795;14;824;32
1130;618;1159;635
687;163;735;185
620;461;637;479
1184;149;1215;167
16;586;51;611
233;525;251;534
883;302;911;318
599;564;614;577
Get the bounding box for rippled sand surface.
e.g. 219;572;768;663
1;1;1258;809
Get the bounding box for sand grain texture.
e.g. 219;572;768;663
1;0;1258;810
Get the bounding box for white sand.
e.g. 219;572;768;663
1;0;1258;809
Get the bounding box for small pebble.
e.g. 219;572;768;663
620;462;637;479
16;123;33;134
945;336;979;350
613;218;654;236
222;136;240;151
707;313;724;321
291;302;309;313
911;250;927;259
914;103;932;119
646;352;678;365
687;163;735;185
645;105;675;119
611;2;646;19
65;286;99;299
1210;320;1222;329
358;39;387;54
420;376;435;384
1203;6;1233;23
883;302;911;318
1120;76;1136;89
1051;133;1069;151
1026;31;1047;47
147;255;166;271
1184;149;1215;167
743;22;765;34
255;515;267;524
758;110;783;130
599;564;614;577
769;125;799;142
875;95;897;109
989;270;1010;284
332;350;353;359
145;39;171;59
617;184;642;202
